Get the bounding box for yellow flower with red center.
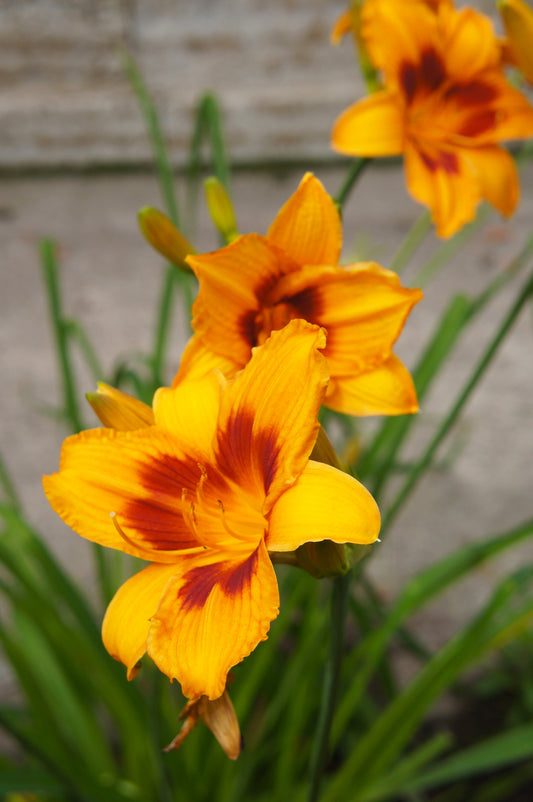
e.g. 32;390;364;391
175;173;422;417
331;2;533;237
44;321;380;702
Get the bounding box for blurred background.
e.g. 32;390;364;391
1;0;533;661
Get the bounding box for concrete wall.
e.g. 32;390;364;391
0;0;498;169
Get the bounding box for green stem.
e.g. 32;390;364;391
0;452;21;510
307;573;350;802
334;158;370;209
63;318;104;382
151;265;179;388
380;266;533;538
389;210;432;275
121;48;179;227
40;239;83;433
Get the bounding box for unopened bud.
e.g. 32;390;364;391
499;0;533;84
138;207;195;270
86;382;154;431
204;177;239;243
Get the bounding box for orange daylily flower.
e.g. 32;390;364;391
331;2;533;237
175;173;422;417
44;321;380;704
499;0;533;85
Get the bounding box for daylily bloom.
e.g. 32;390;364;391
175;173;422;417
44;321;380;706
331;2;533;237
499;0;533;85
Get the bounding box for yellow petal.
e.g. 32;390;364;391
465;145;519;217
172;334;239;386
216;320;329;514
147;540;279;700
187;234;291;366
326;353;419;416
404;140;481;238
331;92;404;157
43;427;204;561
86;382;154;431
267;173;342;267
138;207;195;268
102;562;178;679
500;0;533;83
153;372;222;457
266;460;380;552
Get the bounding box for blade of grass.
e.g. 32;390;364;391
388;210;432;275
332;517;533;748
399;722;533;796
40;239;84;433
324;567;533;800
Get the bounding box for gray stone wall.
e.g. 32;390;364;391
0;0;499;169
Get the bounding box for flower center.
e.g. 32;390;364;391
253;301;298;346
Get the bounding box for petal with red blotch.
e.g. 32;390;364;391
266;460;380;552
404;140;481;238
267;173;342;268
331;92;405;157
147;539;279;700
326;353;419;416
215;320;329;514
268;263;422;380
43;427;204;561
187;234;294;365
102;562;179;679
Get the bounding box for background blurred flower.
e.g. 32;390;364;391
332;2;533;236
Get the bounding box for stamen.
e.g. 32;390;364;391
216;499;257;543
109;512;200;558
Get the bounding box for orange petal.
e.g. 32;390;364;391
153;372;222;458
361;0;441;81
102;562;179;679
86;383;154;431
443;7;501;81
331;92;404;157
266;460;380;552
43;427;204;561
187;234;292;365
268;263;422;381
267;173;342;267
147;540;280;700
172;334;239;386
326;353;419;416
465;145;519;217
216;320;329;514
404;140;481;238
331;9;353;45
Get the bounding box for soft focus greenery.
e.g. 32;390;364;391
2;50;533;802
